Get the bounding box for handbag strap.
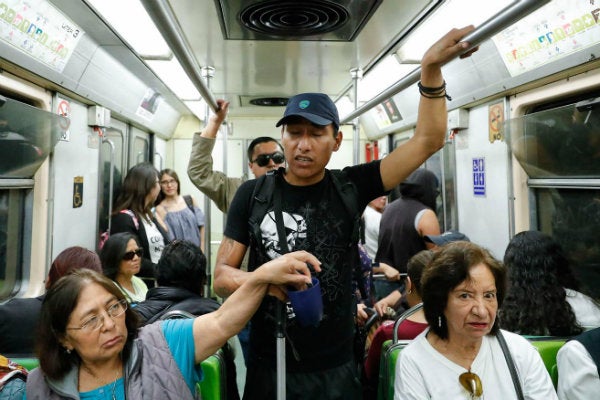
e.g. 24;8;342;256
497;330;525;400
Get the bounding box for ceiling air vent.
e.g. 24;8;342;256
215;0;382;41
249;97;290;107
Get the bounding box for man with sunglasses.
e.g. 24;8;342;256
188;100;285;214
214;26;480;400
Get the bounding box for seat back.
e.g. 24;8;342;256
377;339;411;400
526;337;567;388
198;349;227;400
7;357;38;371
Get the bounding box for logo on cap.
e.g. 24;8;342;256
299;100;310;109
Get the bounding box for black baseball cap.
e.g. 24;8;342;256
276;93;340;131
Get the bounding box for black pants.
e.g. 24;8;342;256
243;360;362;400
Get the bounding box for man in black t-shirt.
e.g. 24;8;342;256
214;26;478;400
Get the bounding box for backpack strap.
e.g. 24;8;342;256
183;195;194;212
120;209;139;230
329;170;360;245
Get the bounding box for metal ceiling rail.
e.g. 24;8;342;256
141;0;219;112
340;0;552;124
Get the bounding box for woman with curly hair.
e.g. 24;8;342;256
500;230;600;335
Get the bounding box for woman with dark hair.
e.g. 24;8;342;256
395;241;556;399
26;250;318;399
155;169;205;252
111;162;167;283
100;232;148;304
500;230;599;335
0;246;102;356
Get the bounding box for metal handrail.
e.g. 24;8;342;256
141;0;219;112
340;0;552;124
392;302;424;343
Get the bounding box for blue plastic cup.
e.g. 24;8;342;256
288;277;323;327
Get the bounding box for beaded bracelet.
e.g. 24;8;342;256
418;81;452;101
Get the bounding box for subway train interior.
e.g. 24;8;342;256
1;0;600;397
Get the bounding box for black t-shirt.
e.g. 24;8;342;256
225;161;384;371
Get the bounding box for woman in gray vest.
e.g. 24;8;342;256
25;251;318;399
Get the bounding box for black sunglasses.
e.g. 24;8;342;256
122;248;143;261
251;151;285;167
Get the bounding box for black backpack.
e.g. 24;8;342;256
247;167;366;297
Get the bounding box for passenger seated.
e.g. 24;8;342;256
135;240;220;324
500;230;599;335
134;240;238;398
100;232;148;304
395;241;557;399
363;250;431;397
0;246;102;356
25;254;315;399
557;326;600;399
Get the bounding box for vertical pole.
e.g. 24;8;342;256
201;66;215;297
350;68;363;165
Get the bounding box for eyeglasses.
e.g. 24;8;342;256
251;151;285;167
122;248;143;260
67;299;128;332
459;370;483;399
160;178;177;186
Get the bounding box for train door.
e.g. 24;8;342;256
130;128;151;165
98;121;128;246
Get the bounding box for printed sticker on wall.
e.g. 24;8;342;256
73;176;83;208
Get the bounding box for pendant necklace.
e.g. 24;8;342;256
81;363;121;400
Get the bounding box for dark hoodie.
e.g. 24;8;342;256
376;169;439;273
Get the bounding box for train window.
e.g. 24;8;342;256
98;129;126;239
535;188;600;299
0;188;26;299
512;96;600;301
509;102;600;178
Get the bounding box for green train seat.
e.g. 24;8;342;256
526;336;568;388
376;303;423;400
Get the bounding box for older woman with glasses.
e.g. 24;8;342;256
26;250;319;399
100;232;148;304
395;241;557;400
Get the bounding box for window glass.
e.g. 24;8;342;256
98;129;125;239
0;188;25;299
508;102;600;178
536;188;600;299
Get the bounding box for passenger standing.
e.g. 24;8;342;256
100;232;148;305
187;99;285;213
0;246;102;356
500;230;599;335
155;169;206;252
374;168;441;299
110;162;167;284
213;26;478;400
362;195;387;260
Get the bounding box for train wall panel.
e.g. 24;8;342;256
455;103;511;259
51;96;100;260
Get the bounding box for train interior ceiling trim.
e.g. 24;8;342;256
0;0;600;303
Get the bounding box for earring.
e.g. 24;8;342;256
438;316;442;328
407;289;412;294
65;347;71;354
